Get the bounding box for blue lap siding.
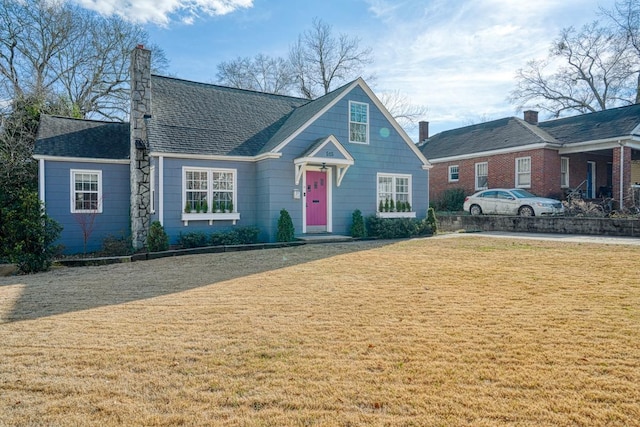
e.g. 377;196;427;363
41;161;130;254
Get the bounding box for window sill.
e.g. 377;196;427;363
181;212;240;226
376;212;416;219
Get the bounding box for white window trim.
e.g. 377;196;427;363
376;173;416;218
448;165;459;182
150;166;156;214
475;162;488;190
70;169;102;213
560;157;569;188
349;101;369;144
181;166;240;226
515;156;531;188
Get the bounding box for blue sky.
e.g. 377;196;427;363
72;0;611;139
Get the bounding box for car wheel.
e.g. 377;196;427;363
518;205;535;216
470;204;482;216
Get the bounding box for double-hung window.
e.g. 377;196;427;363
475;162;488;190
448;165;459;182
71;169;102;213
182;167;238;224
377;173;414;217
349;101;369;144
516;157;531;188
560;157;569;188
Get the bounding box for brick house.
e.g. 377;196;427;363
419;106;640;209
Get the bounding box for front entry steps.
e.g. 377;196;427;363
297;233;353;243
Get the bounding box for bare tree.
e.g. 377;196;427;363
289;18;373;99
217;54;295;94
602;0;640;103
510;21;636;117
377;90;428;129
0;0;168;120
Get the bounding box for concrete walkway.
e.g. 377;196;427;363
435;231;640;246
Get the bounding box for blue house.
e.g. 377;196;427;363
34;46;431;254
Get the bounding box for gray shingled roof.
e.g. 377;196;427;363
35;115;129;159
539;103;640;143
420;117;556;159
259;81;356;154
421;104;640;160
149;75;310;156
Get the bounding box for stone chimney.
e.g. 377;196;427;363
419;121;429;142
523;110;538;125
130;45;152;250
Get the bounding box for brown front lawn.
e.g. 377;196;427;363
1;237;639;426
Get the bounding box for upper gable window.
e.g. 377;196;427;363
349;101;369;144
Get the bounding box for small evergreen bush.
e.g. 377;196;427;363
147;221;169;252
100;233;133;256
276;209;295;242
234;226;259;244
350;209;366;238
426;207;438;234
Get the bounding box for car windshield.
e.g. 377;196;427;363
510;189;536;198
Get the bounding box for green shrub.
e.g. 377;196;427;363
276;209;295;242
234;226;259;244
210;230;239;246
426;207;438;234
366;215;432;239
210;226;260;246
178;231;208;248
100;233;133;256
350;209;366;238
0;190;62;274
147;221;169;252
433;188;466;212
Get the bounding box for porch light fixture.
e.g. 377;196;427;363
320;162;327;171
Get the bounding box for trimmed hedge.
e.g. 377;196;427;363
366;215;433;239
178;226;261;249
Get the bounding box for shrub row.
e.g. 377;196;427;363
177;226;260;249
364;209;437;239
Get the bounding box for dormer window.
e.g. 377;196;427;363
349;101;369;144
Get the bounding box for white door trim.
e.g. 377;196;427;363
302;166;332;234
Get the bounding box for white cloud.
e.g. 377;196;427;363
363;0;607;135
70;0;253;25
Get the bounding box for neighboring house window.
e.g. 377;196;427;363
183;167;237;213
377;173;412;208
475;162;488;190
349;101;369;144
448;165;459;182
70;169;102;213
560;157;569;188
150;166;156;213
516;157;531;188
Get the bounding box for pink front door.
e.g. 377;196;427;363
306;170;327;226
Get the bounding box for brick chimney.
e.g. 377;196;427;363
523;110;538;125
419;121;429;142
130;45;152;250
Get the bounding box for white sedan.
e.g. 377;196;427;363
463;188;564;216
